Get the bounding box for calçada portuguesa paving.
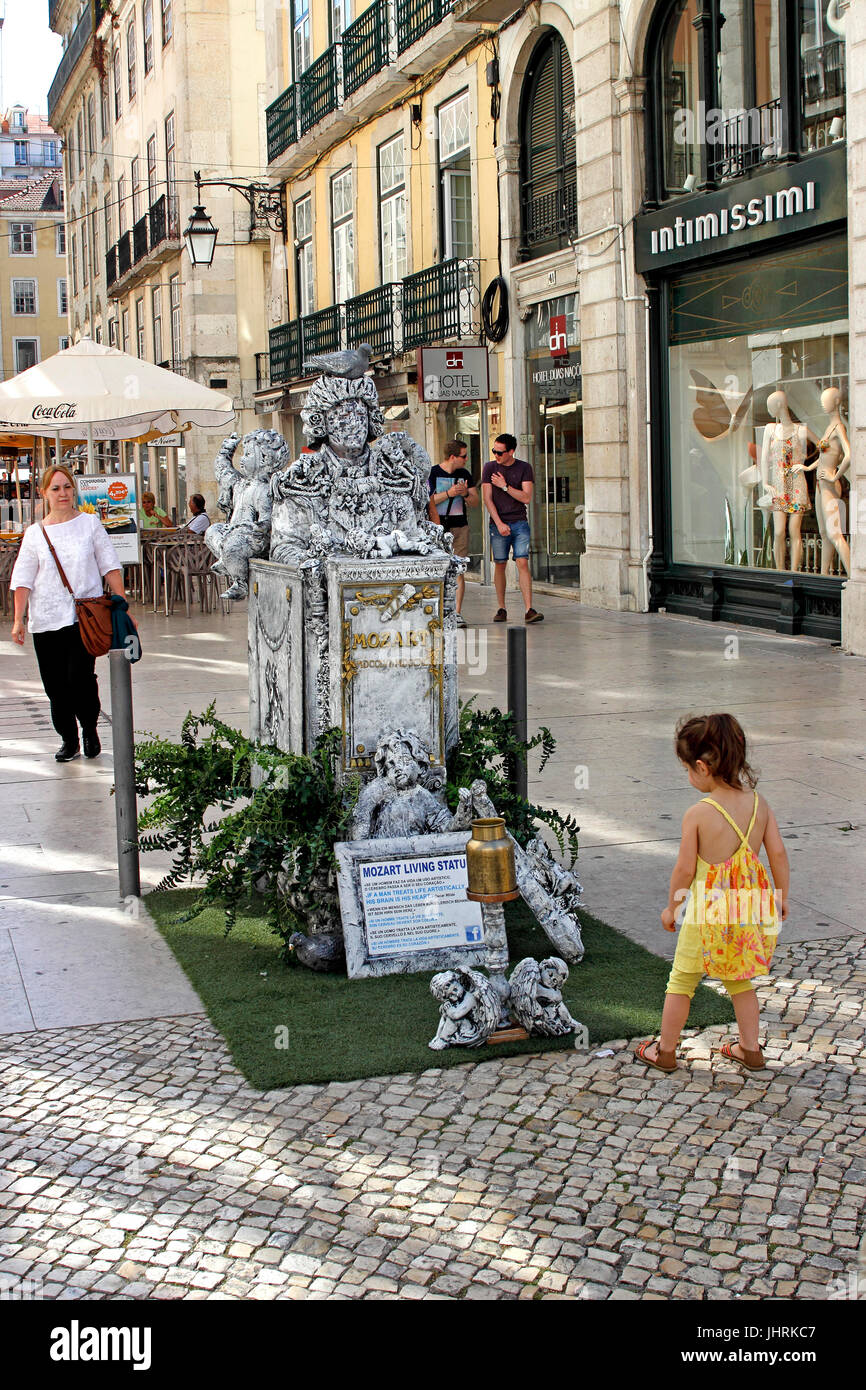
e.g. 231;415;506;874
0;590;864;1300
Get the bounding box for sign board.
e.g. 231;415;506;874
529;354;582;401
418;347;489;402
336;832;486;979
147;433;182;448
549;314;568;357
76;473;140;564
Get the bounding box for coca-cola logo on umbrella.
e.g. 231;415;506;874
31;403;78;420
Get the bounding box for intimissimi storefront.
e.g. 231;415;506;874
639;0;850;639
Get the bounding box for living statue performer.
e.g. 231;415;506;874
206;430;289;599
269;372;446;564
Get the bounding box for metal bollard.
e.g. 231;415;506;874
507;626;528;802
110;647;141;899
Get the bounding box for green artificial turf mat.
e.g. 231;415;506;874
146;889;734;1090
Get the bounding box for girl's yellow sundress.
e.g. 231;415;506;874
673;792;779;981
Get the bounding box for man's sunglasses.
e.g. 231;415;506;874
491;448;508;456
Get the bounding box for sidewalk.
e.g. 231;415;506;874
1;592;864;1301
1;589;864;1029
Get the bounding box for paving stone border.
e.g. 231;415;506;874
1;937;864;1300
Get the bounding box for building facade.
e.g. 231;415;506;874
0;109;63;184
47;0;271;520
0;173;68;379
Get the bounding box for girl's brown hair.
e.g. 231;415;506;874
675;713;757;789
40;464;78;516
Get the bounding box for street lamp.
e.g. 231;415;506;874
183;170;287;268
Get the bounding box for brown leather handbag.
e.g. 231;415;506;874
40;523;114;657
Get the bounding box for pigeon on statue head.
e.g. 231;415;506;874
303;343;373;379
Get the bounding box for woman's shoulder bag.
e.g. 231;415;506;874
39;522;113;657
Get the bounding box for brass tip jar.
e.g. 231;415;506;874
465;817;520;903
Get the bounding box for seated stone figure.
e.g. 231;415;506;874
350;728;471;840
270;372;443;564
206;430;289;600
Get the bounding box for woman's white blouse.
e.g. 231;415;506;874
10;512;121;633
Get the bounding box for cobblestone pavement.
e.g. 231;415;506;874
1;936;864;1301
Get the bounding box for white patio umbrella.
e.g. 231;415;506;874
0;338;235;472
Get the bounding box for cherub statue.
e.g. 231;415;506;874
350;728;472;840
206;430;289;599
509;957;581;1037
428;969;500;1050
523;836;583;919
269;371;443;564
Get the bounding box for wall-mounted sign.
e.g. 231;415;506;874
549;314;568;357
418;347;489;402
634;146;847;274
148;433;182;448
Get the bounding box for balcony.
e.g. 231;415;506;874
266;0;480;173
267;259;480;385
520;178;578;258
48;5;93;122
107;196;182;299
707;98;782;183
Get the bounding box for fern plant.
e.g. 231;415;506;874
446;699;579;861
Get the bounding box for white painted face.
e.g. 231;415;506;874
385;743;420;790
325;399;368;452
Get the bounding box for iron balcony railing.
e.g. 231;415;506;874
149;194;167;250
105;245;117;289
132;214;149;265
396;0;455;54
269;259;480;383
48;4;93;119
346;282;400;360
299;46;340;136
117;231;132;277
521;179;578;253
343;0;389;99
402;258;479;350
707;98;782;182
266;84;298;163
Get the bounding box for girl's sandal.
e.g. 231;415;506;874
633;1039;678;1074
711;1040;766;1072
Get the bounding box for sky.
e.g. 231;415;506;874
0;1;64;117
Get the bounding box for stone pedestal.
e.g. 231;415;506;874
249;553;458;779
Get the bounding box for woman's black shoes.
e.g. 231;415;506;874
55;741;80;762
82;731;101;759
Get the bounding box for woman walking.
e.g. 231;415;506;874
10;464;125;761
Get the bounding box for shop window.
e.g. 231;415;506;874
438;92;472;261
667;238;849;578
518;33;577;260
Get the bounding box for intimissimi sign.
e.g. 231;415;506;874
634;147;846;274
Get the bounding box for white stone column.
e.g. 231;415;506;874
842;2;866;653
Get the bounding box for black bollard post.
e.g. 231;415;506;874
507;626;528;802
110;647;141;900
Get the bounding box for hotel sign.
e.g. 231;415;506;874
634;147;846;273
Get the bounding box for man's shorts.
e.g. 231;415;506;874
489;517;530;562
445;523;470;558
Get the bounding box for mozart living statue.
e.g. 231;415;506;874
269;371;445;564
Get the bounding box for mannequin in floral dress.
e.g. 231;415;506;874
759;389;816;572
792;386;850;576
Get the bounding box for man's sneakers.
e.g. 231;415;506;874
525;609;544;624
493;608;507;623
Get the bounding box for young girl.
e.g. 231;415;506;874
635;713;789;1074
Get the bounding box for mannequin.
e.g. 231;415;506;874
759;389;815;572
792;386;851;575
